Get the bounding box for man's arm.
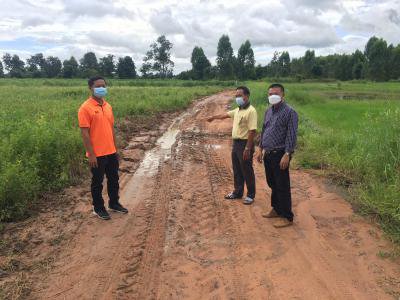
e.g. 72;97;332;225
280;110;298;170
284;110;298;154
206;113;231;122
246;130;256;149
80;128;98;168
112;126;121;160
244;108;257;161
257;110;267;163
243;129;256;160
259;109;268;149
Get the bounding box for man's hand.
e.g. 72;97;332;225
88;153;98;168
280;153;290;170
243;148;251;161
116;150;122;161
256;147;263;164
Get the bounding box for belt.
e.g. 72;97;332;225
264;149;285;155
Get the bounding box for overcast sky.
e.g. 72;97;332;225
1;0;400;73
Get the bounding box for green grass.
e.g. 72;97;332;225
248;81;400;242
0;79;227;222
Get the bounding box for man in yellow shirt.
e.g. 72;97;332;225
207;86;257;204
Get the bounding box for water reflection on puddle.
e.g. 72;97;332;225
135;120;180;177
205;144;222;150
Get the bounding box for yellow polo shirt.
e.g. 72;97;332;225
227;104;257;139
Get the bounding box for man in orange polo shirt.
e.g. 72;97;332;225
78;76;128;220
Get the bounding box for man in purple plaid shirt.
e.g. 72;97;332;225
256;83;298;228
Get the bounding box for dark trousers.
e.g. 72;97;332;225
231;140;256;199
263;150;294;221
91;153;120;210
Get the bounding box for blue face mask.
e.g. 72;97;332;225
93;87;107;98
236;97;245;107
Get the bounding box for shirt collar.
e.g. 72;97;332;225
89;97;107;107
239;101;251;110
272;101;285;112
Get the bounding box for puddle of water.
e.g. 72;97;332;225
205;144;222;150
135;118;180;177
120;100;203;207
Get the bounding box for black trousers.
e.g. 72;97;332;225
90;153;120;210
231;139;256;199
263;150;294;221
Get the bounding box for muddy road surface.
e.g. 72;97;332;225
32;91;400;299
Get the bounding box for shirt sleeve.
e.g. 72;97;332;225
78;107;91;128
247;108;257;131
284;109;298;153
259;110;267;148
110;107;115;125
227;109;236;118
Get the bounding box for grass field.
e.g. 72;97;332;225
2;78;400;243
248;81;400;242
0;79;228;222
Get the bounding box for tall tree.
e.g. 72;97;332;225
267;51;281;77
62;56;79;78
216;34;234;80
26;53;46;77
191;46;211;80
303;50;316;77
237;40;255;80
44;56;62;78
80;52;99;78
0;61;3;78
351;50;366;80
255;64;266;79
364;36;390;81
140;58;153;78
141;35;174;78
2;53;25;78
99;54;115;77
390;45;400;80
117;56;137;78
278;51;291;77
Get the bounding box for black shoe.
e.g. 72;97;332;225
93;207;111;220
224;192;243;200
109;203;128;214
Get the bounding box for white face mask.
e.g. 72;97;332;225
268;95;281;105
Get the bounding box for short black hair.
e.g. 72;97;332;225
88;76;106;87
236;86;250;96
268;83;285;93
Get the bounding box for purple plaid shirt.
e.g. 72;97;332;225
259;102;298;153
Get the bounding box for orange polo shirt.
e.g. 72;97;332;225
78;97;116;157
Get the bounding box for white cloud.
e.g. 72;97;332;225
0;0;399;73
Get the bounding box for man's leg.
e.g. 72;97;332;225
240;145;256;199
264;153;279;213
231;142;244;197
105;153;120;207
272;152;294;221
91;156;106;210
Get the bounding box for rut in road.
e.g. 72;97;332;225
34;91;400;300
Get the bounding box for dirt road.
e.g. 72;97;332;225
32;91;400;299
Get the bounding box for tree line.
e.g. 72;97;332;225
0;35;174;79
0;34;398;82
179;35;400;82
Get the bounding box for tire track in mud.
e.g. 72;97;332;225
110;92;247;299
203;141;248;300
